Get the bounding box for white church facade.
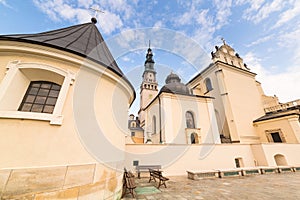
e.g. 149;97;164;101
126;40;300;175
0;17;299;199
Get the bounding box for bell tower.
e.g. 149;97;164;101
139;42;158;127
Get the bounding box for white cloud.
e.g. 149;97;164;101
0;0;11;8
243;52;300;102
272;0;300;29
32;0;126;34
246;34;274;47
97;10;123;34
236;0;265;17
213;0;233;29
98;0;135;20
77;0;93;9
174;0;233;51
238;0;286;24
277;23;300;64
121;56;131;62
153;21;163;28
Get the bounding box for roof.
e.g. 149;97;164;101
0;18;123;76
161;72;191;95
0;18;136;105
253;108;300;123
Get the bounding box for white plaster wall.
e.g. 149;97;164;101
256;143;300;166
0;43;134;168
125;144;256;176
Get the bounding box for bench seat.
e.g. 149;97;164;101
148;169;169;188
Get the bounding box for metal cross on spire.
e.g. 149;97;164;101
90;6;104;18
89;6;104;24
221;37;226;45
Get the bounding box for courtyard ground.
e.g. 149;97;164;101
122;172;300;199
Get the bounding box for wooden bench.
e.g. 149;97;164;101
122;169;136;198
136;165;161;178
148;169;169;189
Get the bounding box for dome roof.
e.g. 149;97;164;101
165;72;181;84
160;72;191;95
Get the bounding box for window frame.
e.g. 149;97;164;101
0;61;75;125
265;129;286;143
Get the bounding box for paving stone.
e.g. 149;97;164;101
122;172;300;200
0;169;11;194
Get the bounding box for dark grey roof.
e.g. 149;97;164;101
253;108;300;123
160;72;191;95
0;19;123;76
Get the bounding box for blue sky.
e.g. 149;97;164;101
1;0;300;114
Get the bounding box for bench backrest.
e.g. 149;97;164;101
149;169;162;177
136;165;161;170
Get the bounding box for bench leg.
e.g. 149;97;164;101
138;172;140;179
149;176;156;183
129;188;135;198
157;180;167;189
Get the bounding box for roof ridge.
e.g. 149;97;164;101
64;24;93;49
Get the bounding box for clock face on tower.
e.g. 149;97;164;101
146;72;155;82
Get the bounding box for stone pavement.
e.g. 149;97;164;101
122;172;300;199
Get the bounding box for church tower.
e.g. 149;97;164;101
139;44;158;127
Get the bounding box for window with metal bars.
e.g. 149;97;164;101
18;81;61;114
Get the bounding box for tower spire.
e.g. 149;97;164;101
145;41;154;66
139;44;158;127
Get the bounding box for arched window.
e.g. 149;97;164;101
152;115;156;134
186;111;195;128
204;78;213;92
274;154;287;166
131;121;136;128
18;81;61;114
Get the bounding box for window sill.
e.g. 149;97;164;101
0;110;63;125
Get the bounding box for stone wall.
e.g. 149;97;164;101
0;164;123;200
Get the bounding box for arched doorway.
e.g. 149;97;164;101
191;133;199;144
274;154;287;166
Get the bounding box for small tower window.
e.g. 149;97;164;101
204;78;213;92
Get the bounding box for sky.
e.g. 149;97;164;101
1;0;300;114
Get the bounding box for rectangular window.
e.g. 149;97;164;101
271;132;282;143
265;129;285;143
235;158;241;168
18;81;61;114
